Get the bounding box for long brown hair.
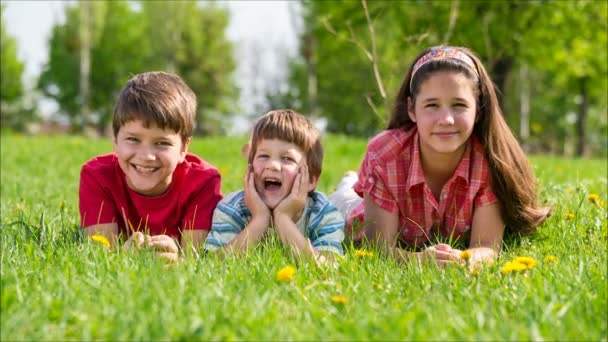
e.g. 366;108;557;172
389;46;550;234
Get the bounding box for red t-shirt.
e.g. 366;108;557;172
79;152;222;238
350;127;497;248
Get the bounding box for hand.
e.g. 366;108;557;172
243;164;271;226
273;164;309;223
145;234;180;262
420;243;462;267
123;231;146;250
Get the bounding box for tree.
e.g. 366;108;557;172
141;0;237;135
0;4;26;129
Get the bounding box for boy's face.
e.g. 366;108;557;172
113;120;190;196
251;139;318;209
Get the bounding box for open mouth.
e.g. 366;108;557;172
132;164;159;174
263;178;282;191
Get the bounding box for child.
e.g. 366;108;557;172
204;109;345;261
79;71;222;261
331;46;550;268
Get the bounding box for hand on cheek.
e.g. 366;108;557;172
274;164;309;222
243;164;271;223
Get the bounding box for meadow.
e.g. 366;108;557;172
1;133;607;341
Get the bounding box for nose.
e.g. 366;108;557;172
437;108;455;125
138;145;156;160
265;158;281;171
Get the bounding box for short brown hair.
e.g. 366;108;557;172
248;109;323;182
112;71;196;141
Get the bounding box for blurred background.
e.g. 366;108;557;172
1;0;606;157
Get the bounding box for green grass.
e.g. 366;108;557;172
1;133;607;341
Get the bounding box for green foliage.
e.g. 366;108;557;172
1;134;607;340
0;4;27;130
37;0;237;135
278;0;607;155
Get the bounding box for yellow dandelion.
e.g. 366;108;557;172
14;203;24;212
354;249;374;258
331;295;349;304
588;193;600;204
563;213;575;220
599;200;605;208
513;256;537;269
566;187;574;193
57;200;65;210
90;234;111;249
544;255;558;264
501;261;528;275
276;265;296;282
460;250;472;260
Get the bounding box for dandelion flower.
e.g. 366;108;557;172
566;187;574;193
90;234;111;249
544;255;558;264
276;265;296;282
332;295;349;304
501;261;528;275
563;213;575;220
588;193;600;205
460;250;471;260
354;249;374;258
513;256;537;269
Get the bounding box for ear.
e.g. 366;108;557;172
407;97;416;123
112;135;118;151
241;142;251;159
307;175;319;193
180;137;192;162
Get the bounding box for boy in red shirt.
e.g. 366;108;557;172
79;71;222;261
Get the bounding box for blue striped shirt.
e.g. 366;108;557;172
204;191;345;255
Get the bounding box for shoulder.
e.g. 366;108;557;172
81;153;117;177
178;153;221;183
307;191;342;218
366;127;416;162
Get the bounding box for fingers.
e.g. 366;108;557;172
147;235;179;253
157;252;179;262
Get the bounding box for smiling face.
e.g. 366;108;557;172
113;120;190;196
408;71;477;159
251;139;317;209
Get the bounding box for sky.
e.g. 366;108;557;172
2;0;300;117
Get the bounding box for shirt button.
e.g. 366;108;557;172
368;177;374;183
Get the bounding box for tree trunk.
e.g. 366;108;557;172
79;0;91;131
519;63;530;150
575;77;588;157
491;56;512;114
302;33;318;118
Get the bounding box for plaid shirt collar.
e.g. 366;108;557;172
405;130;473;191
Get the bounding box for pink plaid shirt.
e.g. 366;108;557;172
350;127;497;248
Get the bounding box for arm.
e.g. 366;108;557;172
364;195;460;266
205;167;270;254
465;202;505;267
273;165;319;260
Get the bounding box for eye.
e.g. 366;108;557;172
126;137;138;143
156;141;173;147
256;154;269;160
425;103;438;108
282;156;296;163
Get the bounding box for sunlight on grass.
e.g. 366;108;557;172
1;134;606;341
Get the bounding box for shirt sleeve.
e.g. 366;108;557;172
182;173;222;231
204;195;248;251
79;165;118;228
307;202;345;255
474;181;498;208
353;148;398;214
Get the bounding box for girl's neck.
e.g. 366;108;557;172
419;142;468;199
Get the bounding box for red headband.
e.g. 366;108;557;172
410;48;478;89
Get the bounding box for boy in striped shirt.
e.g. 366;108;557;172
204;110;344;261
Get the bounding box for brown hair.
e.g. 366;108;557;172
248;109;324;183
389;46;550;234
112;71;196;141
